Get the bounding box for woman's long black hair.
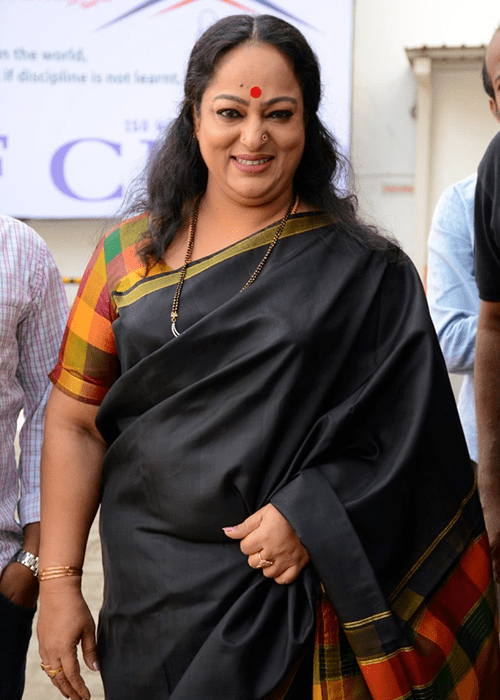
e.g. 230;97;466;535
126;14;399;266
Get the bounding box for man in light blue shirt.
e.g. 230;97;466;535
427;29;500;463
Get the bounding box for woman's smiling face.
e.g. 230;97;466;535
194;41;306;207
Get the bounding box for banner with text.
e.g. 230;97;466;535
0;0;353;218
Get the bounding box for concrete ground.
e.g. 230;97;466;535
23;518;105;700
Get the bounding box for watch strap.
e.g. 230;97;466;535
13;549;39;577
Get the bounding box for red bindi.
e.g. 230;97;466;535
250;86;262;98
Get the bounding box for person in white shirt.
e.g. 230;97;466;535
0;215;67;700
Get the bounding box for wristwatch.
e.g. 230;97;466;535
12;549;39;577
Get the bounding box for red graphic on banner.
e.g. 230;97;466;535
23;0;111;7
156;0;254;15
98;0;315;31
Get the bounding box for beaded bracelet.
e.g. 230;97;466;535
38;566;83;581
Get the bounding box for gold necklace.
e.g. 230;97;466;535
170;193;299;337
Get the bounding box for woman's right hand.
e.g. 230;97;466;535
37;577;99;700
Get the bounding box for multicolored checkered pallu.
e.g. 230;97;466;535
313;532;499;698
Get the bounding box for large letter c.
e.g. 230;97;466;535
50;138;123;201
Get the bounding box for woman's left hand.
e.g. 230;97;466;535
223;504;309;584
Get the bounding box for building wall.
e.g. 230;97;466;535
430;64;498;209
351;0;500;264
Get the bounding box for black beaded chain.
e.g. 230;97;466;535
170;193;299;337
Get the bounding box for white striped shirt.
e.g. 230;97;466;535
0;216;67;574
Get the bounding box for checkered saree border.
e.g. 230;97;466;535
313;532;499;699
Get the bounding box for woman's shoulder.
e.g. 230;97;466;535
102;213;150;254
319;217;404;268
99;214;151;293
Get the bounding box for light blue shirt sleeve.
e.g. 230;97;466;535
427;174;479;374
427;173;479;461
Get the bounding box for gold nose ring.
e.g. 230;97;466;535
261;133;268;142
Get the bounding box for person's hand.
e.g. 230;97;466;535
37;578;99;700
0;561;38;608
480;497;500;582
223;503;309;584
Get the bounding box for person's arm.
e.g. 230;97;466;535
475;300;500;580
427;181;478;373
37;387;107;700
0;236;67;608
473;136;500;578
36;227;118;699
0;523;40;607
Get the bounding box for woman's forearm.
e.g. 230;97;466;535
39;387;107;570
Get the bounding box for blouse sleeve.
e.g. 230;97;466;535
50;235;119;405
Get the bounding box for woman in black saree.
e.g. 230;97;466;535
37;14;499;700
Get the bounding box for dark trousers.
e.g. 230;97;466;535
0;591;36;700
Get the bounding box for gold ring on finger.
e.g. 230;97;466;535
256;551;274;569
46;667;64;678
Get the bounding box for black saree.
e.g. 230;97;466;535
94;213;498;699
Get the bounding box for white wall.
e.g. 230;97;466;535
430;65;498;207
351;0;500;262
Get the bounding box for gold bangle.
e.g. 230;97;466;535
38;566;83;581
